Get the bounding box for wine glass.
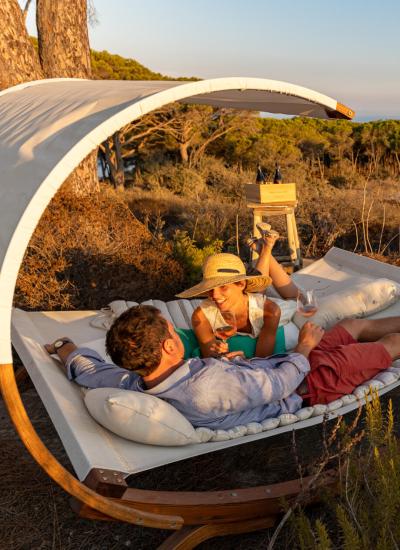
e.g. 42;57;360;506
213;311;237;356
297;290;318;318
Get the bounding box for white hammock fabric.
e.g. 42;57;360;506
11;248;400;481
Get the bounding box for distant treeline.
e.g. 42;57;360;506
108;107;400;191
91;49;197;81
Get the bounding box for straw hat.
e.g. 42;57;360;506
176;253;271;299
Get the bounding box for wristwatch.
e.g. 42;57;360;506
54;338;72;351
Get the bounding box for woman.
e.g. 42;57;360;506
177;252;287;358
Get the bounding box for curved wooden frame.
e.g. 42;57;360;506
0;361;338;547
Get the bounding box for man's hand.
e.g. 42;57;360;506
44;338;77;364
295;322;324;358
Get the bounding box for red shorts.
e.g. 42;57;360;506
303;325;392;405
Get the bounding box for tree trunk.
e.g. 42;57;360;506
36;0;91;78
0;0;43;89
36;0;99;194
104;134;125;191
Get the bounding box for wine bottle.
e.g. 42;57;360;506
256;164;266;184
273;163;282;184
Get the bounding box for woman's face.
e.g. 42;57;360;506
208;281;246;311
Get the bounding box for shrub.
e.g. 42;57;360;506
172;230;223;285
15;187;185;310
328;175;349;189
286;394;400;549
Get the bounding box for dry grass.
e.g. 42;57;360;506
15;187;186;311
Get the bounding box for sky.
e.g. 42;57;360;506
24;0;400;121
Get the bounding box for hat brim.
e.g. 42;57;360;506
176;273;272;299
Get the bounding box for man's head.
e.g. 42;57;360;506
106;305;183;377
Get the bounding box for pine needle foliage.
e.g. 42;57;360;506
172;230;223;285
286;394;400;549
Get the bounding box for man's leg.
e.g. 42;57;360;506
338;317;400;343
376;333;400;361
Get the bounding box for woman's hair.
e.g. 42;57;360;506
106;305;171;376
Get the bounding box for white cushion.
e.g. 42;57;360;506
295;407;314;420
279;413;298;426
261;417;280;430
374;371;398;385
293;278;400;329
341;394;357;405
354;385;370;399
312;404;327;416
326;399;343;412
84;388;200;446
283;322;299;351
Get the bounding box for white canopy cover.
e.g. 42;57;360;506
0;77;354;362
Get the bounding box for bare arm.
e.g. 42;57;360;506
255;299;281;357
45;339;77;366
294;322;325;358
192;307;228;358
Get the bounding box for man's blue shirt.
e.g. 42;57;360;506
66;348;309;430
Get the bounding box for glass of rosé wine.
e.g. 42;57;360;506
297;290;318;317
213;311;237;355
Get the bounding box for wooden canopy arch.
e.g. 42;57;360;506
0;77;354;547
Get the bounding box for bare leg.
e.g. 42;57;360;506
339;317;400;342
268;255;298;299
255;237;298;300
377;333;400;360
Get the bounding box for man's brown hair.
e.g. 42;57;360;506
105;305;170;376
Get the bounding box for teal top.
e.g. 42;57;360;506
176;325;286;360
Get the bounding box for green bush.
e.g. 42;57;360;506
288;394;400;549
172;230;223;285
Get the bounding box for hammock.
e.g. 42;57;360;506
12;247;400;482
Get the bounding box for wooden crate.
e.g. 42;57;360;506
244;183;297;205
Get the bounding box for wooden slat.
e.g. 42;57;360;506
157;517;277;550
79;469;337;525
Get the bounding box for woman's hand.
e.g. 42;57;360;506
207;338;229;357
225;350;245;360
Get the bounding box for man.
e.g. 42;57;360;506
46;305;400;431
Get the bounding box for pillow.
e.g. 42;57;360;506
85;387;200;446
293;278;400;329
